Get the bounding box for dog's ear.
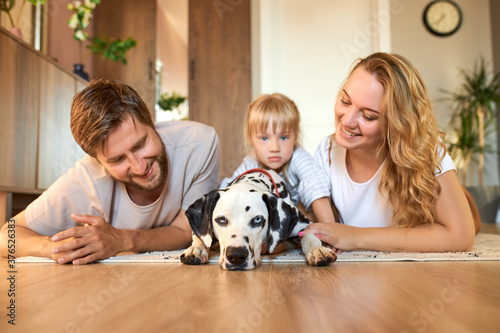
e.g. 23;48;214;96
185;190;220;249
263;193;299;253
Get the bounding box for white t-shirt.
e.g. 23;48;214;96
314;136;456;227
220;145;330;210
26;121;220;236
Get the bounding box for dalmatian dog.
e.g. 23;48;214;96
180;168;337;270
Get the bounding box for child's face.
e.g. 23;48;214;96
250;122;296;173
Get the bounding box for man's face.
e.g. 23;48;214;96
96;115;168;192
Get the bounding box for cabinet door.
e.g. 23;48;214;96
92;0;157;115
0;34;39;189
188;0;251;179
37;62;86;189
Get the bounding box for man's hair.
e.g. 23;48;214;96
70;79;155;157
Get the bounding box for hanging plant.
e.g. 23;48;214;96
88;36;137;64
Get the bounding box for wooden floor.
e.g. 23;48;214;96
2;225;500;333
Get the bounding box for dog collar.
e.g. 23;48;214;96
235;168;281;197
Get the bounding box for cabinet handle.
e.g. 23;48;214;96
148;60;153;80
190;60;195;80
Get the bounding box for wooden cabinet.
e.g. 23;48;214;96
0;27;86;220
38;61;86;189
0;30;40;189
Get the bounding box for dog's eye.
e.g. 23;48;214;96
215;216;227;226
250;215;265;227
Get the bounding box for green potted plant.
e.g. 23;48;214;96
444;57;500;185
158;92;187;112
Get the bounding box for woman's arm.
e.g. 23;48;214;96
311;197;336;223
303;171;476;252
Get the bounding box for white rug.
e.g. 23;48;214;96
16;233;500;264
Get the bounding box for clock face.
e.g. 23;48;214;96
423;0;462;36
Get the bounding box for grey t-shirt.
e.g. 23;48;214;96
26;121;220;236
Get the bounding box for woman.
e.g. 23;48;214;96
301;52;478;252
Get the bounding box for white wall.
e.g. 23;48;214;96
253;0;498;186
156;0;188;121
254;0;387;155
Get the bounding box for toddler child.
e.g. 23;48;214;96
220;93;335;223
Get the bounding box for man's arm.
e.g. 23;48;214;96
48;209;192;265
1;209;193;265
1;211;55;259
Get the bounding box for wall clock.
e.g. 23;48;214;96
423;0;463;37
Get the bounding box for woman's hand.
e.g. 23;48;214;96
301;222;361;252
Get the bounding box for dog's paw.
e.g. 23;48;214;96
305;246;337;266
180;246;209;265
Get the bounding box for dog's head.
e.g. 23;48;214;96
186;178;299;270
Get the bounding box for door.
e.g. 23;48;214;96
188;0;252;180
92;0;157;114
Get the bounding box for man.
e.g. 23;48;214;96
0;79;220;265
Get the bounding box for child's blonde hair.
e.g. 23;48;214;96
245;93;301;147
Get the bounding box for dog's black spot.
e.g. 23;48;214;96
245;206;250;212
185;191;220;246
230;178;244;186
263;194;300;250
249;189;256;193
258;179;272;190
267;234;274;249
250;178;262;185
231;234;237;238
244;236;249;243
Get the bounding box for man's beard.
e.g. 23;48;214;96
119;142;168;192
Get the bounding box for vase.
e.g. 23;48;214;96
73;64;89;81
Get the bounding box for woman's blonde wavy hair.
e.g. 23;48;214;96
245;93;301;178
331;52;446;227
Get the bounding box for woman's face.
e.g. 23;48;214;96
334;67;384;153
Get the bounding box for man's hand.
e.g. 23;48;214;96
49;214;127;265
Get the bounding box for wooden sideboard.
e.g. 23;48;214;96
0;27;87;221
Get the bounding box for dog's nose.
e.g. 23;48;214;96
226;246;249;266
